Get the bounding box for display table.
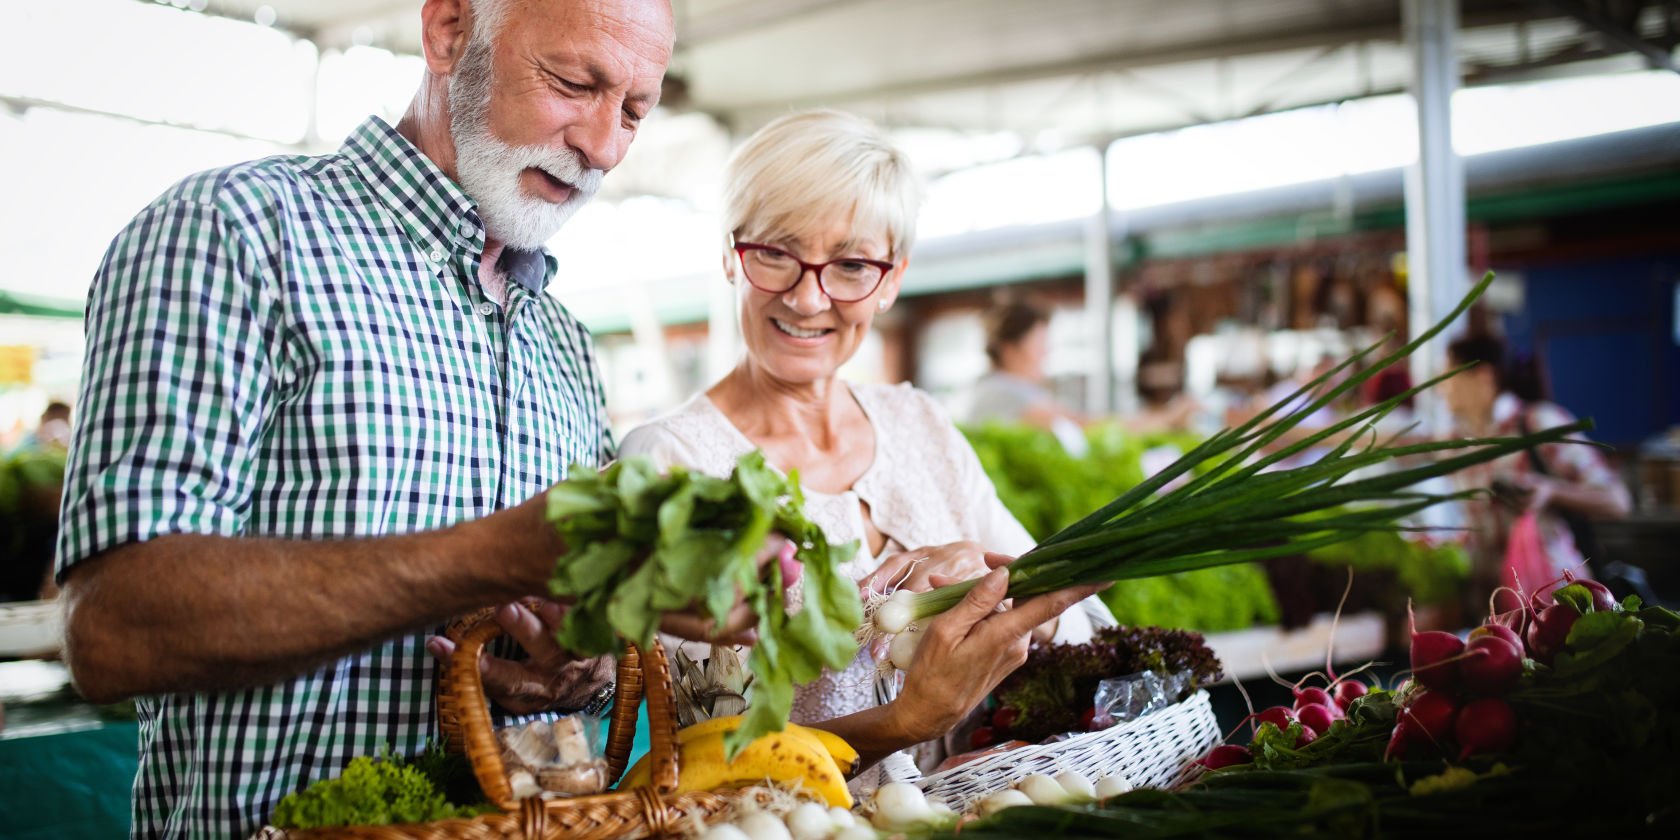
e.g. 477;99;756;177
0;661;138;839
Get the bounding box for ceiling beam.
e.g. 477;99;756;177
710;1;1542;114
676;0;858;47
1542;0;1679;72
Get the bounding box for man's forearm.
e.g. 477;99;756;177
62;492;560;702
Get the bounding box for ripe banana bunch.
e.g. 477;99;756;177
618;715;859;808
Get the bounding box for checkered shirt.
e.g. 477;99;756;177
56;116;613;838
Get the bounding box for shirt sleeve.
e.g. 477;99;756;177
56;198;279;582
1530;401;1620;489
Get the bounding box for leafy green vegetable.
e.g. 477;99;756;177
993;625;1224;742
270;751;492;829
545;451;861;759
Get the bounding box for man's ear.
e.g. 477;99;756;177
420;0;474;76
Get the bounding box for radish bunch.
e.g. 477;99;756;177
1194;673;1367;768
1395;577;1618;761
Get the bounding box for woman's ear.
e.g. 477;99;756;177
877;257;909;311
721;249;738;283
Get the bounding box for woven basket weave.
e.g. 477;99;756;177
913;689;1221;812
279;615;740;839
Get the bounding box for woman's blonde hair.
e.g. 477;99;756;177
723;110;922;259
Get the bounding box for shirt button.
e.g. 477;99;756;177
459;221;478;239
477;301;496;316
429;248;445;263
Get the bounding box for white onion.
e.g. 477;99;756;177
975;789;1034;816
875;598;914;635
734;812;793;840
1094;773;1135;799
1054;770;1097;801
832;826;878;840
699;824;753;840
887;627;923;671
785;802;834;840
828;807;857;828
1015;773;1072;805
870;781;932;829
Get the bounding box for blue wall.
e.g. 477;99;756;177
1501;254;1680;449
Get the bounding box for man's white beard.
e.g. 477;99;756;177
448;47;604;250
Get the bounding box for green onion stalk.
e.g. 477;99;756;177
882;273;1593;630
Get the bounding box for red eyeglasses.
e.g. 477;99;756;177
732;241;894;303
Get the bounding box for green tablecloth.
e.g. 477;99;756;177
0;706;138;839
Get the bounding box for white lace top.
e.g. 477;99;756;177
619;382;1112;788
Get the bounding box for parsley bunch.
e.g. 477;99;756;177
545;451;861;759
271;752;489;829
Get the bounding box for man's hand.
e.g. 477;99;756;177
426;600;615;715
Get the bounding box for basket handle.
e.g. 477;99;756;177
436;615;684;810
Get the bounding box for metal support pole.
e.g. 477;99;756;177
1403;0;1468;433
1084;148;1116;416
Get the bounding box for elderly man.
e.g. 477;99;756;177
55;1;703;836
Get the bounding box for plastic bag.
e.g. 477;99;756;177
495;713;610;799
1090;670;1190;730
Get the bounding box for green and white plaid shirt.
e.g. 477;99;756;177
57;117;614;839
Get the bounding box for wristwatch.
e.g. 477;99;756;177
580;682;616;717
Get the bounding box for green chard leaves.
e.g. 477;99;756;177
545;451;862;759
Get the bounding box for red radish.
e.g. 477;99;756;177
1331;680;1368;710
1293;686;1333;709
1294;725;1317;747
1488;606;1528;637
1526;603;1580;664
991;706;1019;732
1399;691;1458;747
1254;706;1296;732
1455;697;1518;759
1411;630;1465;693
1461;635;1523;696
1385;722;1417;760
969;725;995;750
1469;623;1522;651
1080;706;1099;731
1574;579;1616;612
1295;703;1337;737
1197;745;1252;769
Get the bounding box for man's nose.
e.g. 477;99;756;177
564;99;630;172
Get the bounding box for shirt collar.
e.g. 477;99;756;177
341;116;555;294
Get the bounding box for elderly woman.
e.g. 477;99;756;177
619;110;1111;787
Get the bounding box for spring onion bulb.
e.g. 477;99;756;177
1054;770;1098;801
1094;773;1135;799
887;626;923;671
870;782;932;830
976;789;1033;816
784;802;834;840
1015;773;1072;805
874;590;916;635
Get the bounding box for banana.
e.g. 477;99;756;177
797;727;859;778
651;715;860;778
616;726;853;809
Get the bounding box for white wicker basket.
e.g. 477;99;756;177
913;689;1221;812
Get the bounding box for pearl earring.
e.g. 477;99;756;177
877;299;888;312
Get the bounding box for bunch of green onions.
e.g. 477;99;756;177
874;273;1591;635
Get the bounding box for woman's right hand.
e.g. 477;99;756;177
888;568;1102;743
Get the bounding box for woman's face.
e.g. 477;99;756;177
730;216;903;388
1442;356;1497;422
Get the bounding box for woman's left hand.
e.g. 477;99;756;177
859;541;1011;596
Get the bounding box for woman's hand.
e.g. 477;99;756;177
860;541;1010;596
887;568;1103;743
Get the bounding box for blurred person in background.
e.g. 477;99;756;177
2;401;70;601
968;298;1196;453
619;110;1111;790
1442;335;1631;612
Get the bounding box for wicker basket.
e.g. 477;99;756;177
913;689;1221;812
280;616;740;839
